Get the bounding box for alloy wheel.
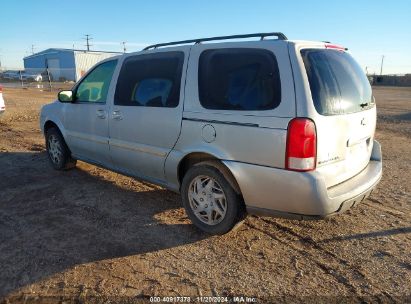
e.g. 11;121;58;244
188;175;227;225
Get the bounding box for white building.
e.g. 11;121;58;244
23;48;122;81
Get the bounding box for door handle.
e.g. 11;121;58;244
112;110;123;120
96;109;106;119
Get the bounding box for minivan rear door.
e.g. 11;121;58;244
108;48;189;183
300;48;376;188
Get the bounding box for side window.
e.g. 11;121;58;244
115;52;184;107
75;60;117;103
198;48;281;111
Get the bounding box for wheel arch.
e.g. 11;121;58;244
43;120;60;135
177;152;241;195
43;116;70;139
43;119;72;153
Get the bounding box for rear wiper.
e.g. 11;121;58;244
360;102;369;108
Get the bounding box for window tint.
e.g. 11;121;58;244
301;49;373;115
75;60;117;103
133;78;173;107
115;52;184;107
198;49;281;111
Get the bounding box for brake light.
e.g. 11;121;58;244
325;43;346;51
286;118;317;171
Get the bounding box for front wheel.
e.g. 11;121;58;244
46;127;76;170
181;163;244;234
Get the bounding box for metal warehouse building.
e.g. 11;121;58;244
23;48;121;81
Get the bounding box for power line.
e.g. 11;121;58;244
83;34;93;51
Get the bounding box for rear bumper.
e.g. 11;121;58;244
223;140;382;219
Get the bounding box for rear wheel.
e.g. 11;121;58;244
181;162;244;234
46;127;76;170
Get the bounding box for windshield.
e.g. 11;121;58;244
301;49;373;115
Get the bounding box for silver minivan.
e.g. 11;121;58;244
40;33;382;234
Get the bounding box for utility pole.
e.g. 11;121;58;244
83;34;93;51
122;41;127;53
365;66;369;76
31;44;35;55
380;55;385;76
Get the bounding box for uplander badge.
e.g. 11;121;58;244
318;156;340;165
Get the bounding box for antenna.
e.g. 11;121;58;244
83;34;93;51
122;41;127;53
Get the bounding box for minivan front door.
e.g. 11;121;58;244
109;50;188;183
63;60;118;166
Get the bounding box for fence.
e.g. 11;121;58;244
0;67;76;91
368;74;411;87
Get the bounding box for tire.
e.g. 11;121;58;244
181;162;245;234
45;127;76;170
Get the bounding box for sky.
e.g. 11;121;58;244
0;0;410;74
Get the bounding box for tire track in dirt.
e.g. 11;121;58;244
246;217;395;302
364;199;408;219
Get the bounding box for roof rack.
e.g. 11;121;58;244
143;32;287;50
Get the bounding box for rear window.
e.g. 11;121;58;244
199;48;281;111
301;49;373;115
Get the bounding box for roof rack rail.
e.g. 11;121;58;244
143;32;287;50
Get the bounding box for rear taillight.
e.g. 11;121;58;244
285;118;317;171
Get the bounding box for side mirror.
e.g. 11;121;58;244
58;90;74;103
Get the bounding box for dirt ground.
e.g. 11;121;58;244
0;86;410;303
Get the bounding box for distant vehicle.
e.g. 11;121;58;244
0;85;5;117
21;72;43;82
40;32;383;234
0;70;42;82
40;71;53;81
1;70;21;80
